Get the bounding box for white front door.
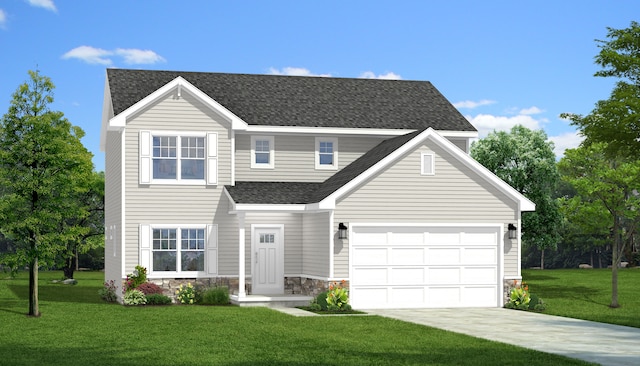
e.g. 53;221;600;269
252;226;284;294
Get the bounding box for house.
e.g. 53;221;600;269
100;69;535;309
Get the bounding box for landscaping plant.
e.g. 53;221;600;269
123;289;147;306
326;280;351;311
124;265;147;292
98;280;118;303
175;283;197;304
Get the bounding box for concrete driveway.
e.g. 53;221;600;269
365;308;640;366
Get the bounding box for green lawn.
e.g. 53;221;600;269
523;268;640;328
0;271;592;366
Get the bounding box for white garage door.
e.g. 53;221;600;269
350;225;501;309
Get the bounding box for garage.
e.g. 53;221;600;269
349;225;502;309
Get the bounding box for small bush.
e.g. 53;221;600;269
98;280;118;303
528;294;546;311
123;289;147;306
145;293;172;305
176;283;197;304
314;291;329;310
200;286;230;305
124;265;147;292
137;282;164;295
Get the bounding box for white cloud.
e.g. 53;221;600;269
549;131;584;158
268;67;332;77
62;46;113;65
359;71;402;80
62;46;165;65
115;48;166;65
453;99;496;109
519;106;543;115
0;9;6;28
465;113;547;139
27;0;57;12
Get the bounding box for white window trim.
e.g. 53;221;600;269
315;137;338;170
140;130;217;185
141;224;218;278
421;152;435;175
251;135;275;169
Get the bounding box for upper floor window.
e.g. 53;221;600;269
140;131;217;185
251;136;274;169
315;137;338;170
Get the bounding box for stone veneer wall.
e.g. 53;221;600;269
135;276;342;301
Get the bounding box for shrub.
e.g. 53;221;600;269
145;293;172;305
176;283;197;304
200;286;230;305
124;265;147;292
123;289;147;306
137;282;164;295
313;291;329;310
505;281;531;310
98;280;118;303
528;293;546;311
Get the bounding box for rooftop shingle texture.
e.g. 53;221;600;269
225;130;423;205
107;68;475;131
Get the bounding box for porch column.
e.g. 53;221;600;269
238;212;246;298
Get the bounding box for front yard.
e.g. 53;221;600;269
0;271;592;366
523;268;640;328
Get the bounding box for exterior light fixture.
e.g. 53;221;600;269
338;223;348;240
508;223;518;240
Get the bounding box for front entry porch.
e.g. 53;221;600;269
230;293;313;307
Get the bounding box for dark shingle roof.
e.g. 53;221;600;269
107;68;475;131
225;130;423;205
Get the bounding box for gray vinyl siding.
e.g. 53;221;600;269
235;134;384;182
302;212;330;277
447;138;469;153
123;89;232;273
104;130;123;293
333;138;519;278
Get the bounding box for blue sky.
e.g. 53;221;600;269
1;0;638;172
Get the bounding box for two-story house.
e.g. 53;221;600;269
100;69;534;309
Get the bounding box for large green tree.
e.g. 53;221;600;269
0;70;94;316
562;21;640;158
558;142;640;308
471;125;562;269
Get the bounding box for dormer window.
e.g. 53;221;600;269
315;137;338;170
251;136;274;169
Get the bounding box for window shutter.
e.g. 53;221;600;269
207;133;218;185
139;224;151;272
206;224;218;275
139;131;152;184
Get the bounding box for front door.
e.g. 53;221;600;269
252;226;284;294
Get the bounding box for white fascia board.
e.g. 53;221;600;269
100;74;114;151
320;128;535;212
106;76;249;132
436;130;479;138
230;204;307;213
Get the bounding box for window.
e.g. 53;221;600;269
315;137;338;170
251;136;274;169
152;228;205;272
140;131;217;185
421;152;435;175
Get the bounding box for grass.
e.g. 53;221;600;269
0;271;593;366
523;268;640;328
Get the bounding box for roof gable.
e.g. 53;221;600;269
106;68;476;132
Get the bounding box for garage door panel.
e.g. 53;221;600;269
429;231;461;245
391;248;425;265
428;287;462;307
427;248;460;265
390;287;425;305
462;248;496;265
390;230;425;245
353;268;387;285
390;268;425;285
354;232;388;245
462;267;497;284
353;247;387;265
462;287;498;307
428;267;461;284
462;231;497;246
352;288;388;309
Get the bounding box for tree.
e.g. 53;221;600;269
558;142;640;307
471;125;562;269
57;171;104;280
0;70;94;316
562;21;640;158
